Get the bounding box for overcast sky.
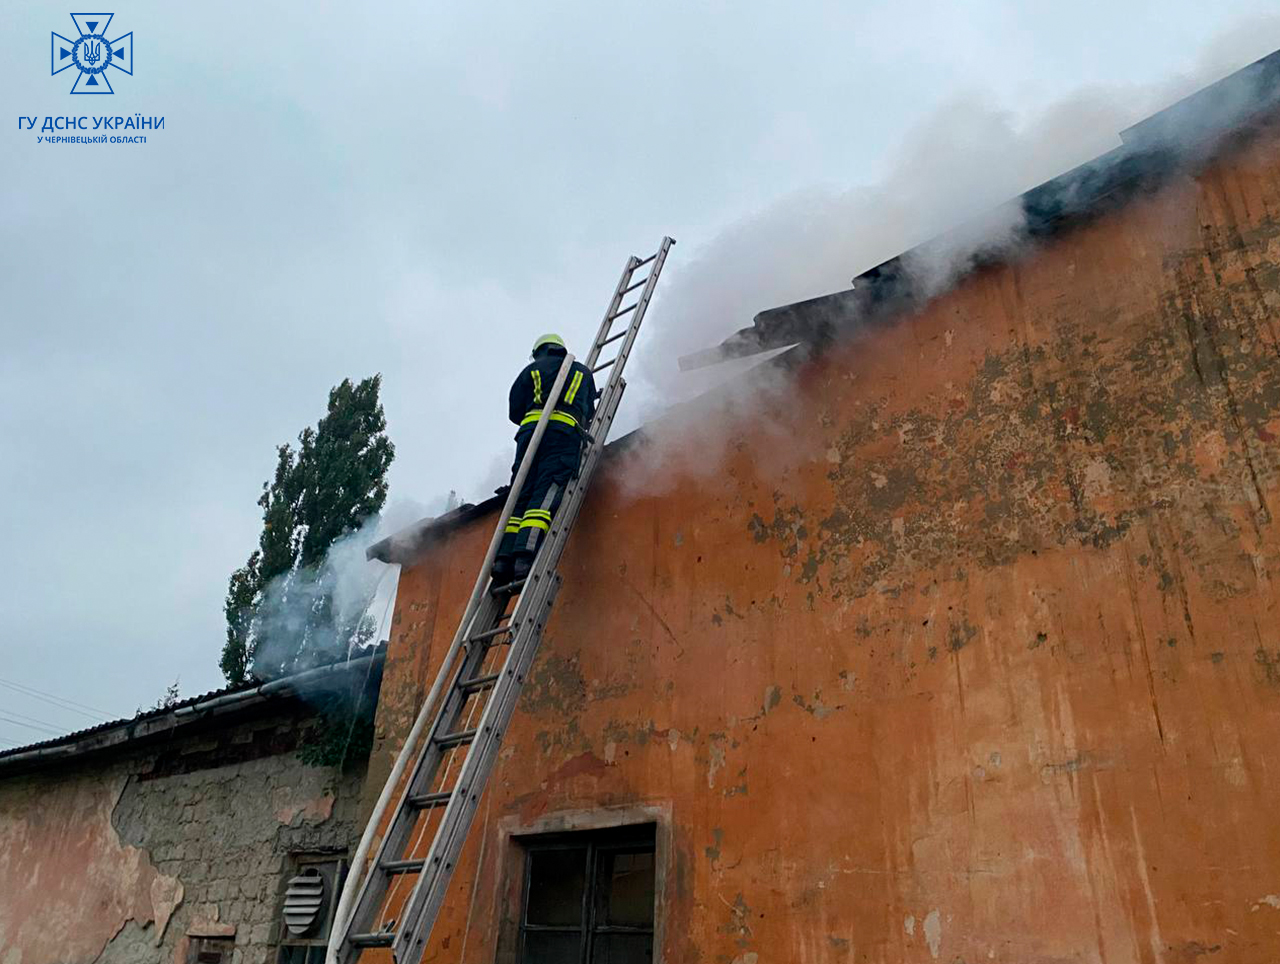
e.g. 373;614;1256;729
3;1;1280;744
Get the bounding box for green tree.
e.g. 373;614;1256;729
221;375;395;685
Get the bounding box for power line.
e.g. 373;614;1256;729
0;676;119;721
0;676;116;717
0;712;63;736
1;707;69;732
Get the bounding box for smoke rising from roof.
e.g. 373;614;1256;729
270;19;1280;556
248;496;445;678
632;14;1280;411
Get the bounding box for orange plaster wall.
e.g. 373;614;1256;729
370;121;1280;964
0;768;181;964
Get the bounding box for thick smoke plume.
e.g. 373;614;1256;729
633;15;1280;413
320;21;1280;533
249;495;450;678
591;16;1280;503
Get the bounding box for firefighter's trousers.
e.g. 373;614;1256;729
497;426;582;560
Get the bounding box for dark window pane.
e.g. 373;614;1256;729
306;948;328;964
591;933;653;964
523;930;583;963
599;850;655;927
526;848;587;926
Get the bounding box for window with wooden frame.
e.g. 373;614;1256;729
518;823;656;964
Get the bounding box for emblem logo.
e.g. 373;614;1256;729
51;13;133;94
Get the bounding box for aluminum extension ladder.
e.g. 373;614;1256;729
328;236;675;964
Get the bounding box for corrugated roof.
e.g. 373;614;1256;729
0;648;385;773
0;676;258;758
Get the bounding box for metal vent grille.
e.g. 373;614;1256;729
283;867;327;936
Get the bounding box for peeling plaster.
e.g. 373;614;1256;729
369;117;1280;964
922;909;942;959
0;771;181;964
273;785;337;826
149;876;184;946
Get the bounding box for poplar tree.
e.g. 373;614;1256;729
220;375;395;685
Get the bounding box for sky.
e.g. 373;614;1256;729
3;0;1280;744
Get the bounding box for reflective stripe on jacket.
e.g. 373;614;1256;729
508;351;596;435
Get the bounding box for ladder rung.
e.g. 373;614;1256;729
468;623;513;644
351;932;396;948
408;790;453;809
458;672;500;694
435;728;478;749
381;858;426;876
490;576;527;595
336;240;672;960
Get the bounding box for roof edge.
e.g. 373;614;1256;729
366;496;504;565
682;46;1280;370
369;423;653;566
0;650;385;775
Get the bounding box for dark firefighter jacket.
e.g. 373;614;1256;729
508;352;596;437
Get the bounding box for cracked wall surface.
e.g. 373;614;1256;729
0;709;366;964
369;116;1280;963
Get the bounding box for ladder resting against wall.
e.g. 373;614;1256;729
328;236;675;964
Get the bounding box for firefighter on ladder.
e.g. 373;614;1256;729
491;333;597;586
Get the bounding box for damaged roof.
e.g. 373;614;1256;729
0;648;385;775
371;46;1280;567
679;46;1280;371
367;497;504;565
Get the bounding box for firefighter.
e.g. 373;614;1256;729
491;333;597;586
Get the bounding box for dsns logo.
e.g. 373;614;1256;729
51;13;133;94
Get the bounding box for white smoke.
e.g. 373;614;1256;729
632;15;1280;411
249;494;454;677
316;19;1280;546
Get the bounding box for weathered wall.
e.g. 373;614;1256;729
372;119;1280;964
0;709;365;964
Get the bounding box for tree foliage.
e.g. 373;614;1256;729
297;687;378;770
221;375;395;685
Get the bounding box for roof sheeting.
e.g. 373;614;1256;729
0;649;384;774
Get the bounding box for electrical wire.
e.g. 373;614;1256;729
0;707;71;732
0;711;64;736
0;676;118;721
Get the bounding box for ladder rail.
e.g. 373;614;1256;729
588;238;671;380
391;381;627;960
330;237;674;964
586;239;675;378
588;255;641;370
328;355;577;960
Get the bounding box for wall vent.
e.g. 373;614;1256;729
282;867;327;936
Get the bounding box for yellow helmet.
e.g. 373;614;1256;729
531;332;566;358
